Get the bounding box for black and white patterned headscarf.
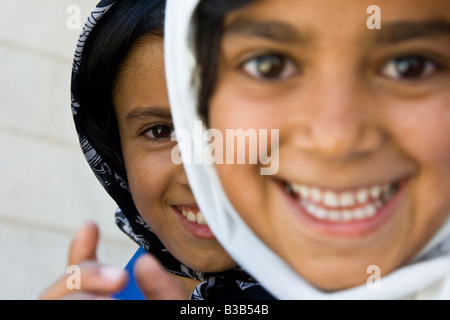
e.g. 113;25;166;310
71;0;273;300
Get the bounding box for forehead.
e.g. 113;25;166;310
113;36;168;116
223;0;450;38
118;36;164;83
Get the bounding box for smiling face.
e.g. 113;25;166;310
207;0;450;290
113;36;235;273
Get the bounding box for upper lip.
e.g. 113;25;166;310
274;154;416;191
173;204;199;209
277;171;411;193
284;180;401;193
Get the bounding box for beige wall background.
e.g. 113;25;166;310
0;0;137;299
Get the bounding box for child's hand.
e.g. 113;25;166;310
40;221;128;300
40;221;187;300
134;254;186;300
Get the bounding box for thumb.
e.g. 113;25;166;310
134;254;186;300
68;221;99;266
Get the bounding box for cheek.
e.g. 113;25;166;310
209;93;254;131
389;97;450;169
124;152;173;227
209;78;290;131
388;97;450;226
209;87;278;226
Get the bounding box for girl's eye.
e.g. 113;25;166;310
143;125;174;141
241;54;297;80
380;55;437;80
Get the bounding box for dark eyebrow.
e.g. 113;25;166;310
223;18;310;45
125;106;172;124
374;18;450;44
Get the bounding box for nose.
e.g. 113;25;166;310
292;75;385;160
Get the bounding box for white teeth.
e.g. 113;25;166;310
301;200;381;222
289;181;398;223
180;208;208;225
298;185;310;199
364;203;376;217
354;208;366;220
342;210;353;222
370;186;382;199
311;188;322;202
316;207;327;220
356;189;369;204
187;211;197;222
323;191;339;207
340;192;355;207
328;210;341;222
196;211;207;225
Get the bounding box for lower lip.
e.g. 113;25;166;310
171;206;216;240
278;181;407;238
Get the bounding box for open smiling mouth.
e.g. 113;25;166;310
172;205;215;240
282;180;403;224
175;206;208;225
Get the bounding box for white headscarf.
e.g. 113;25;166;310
164;0;450;299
